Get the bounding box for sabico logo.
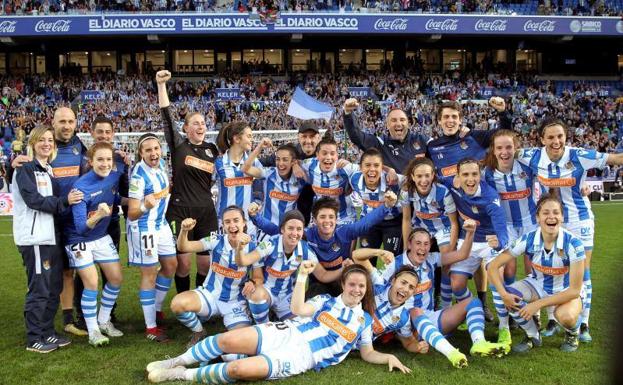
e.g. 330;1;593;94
424;18;458;31
373;18;408;31
34;19;71;33
474;19;507;32
522;20;556;32
0;21;17;33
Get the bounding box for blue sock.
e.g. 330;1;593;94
98;283;120;324
411;314;455;357
82;288;99;334
453;286;472;302
180;334;224;365
177;311;203;332
155;275;173;312
192;362;234;384
490;284;509;329
581;268;591;325
440;273;453;308
466;298;486;343
248;299;270;324
139;289;157;328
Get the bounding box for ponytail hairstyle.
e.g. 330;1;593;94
341;264;376;316
135;133;161;164
216;121;249;154
315;129;337;155
484;129;521;171
401;157;436;195
535;189;563;216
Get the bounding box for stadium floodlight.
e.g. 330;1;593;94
0;37;14;45
429;34;442;40
147;34;160;43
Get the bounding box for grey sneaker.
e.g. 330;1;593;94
45;334;71;347
560;331;579;352
99;321;124;337
88;330;110;347
27;339;58;353
512;335;542;353
578;323;592;343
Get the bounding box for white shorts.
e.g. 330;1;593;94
65;235;119;270
423;309;445;331
127;224;177;266
564;219;594;250
450;240;498;277
268;292;294;320
433;227;452;247
506;223;538;245
255;322;314;379
193;287;252;329
512;277;586;303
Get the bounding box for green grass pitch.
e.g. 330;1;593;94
0;203;620;385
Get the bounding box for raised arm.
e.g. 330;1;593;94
343;98;381;152
340;191;397;241
234;234;264;267
177;218;209;253
248;202;279;235
290;261;318;317
440;219;476;266
352;248;394;273
242;138;272;178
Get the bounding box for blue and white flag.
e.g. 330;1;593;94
287;87;334;122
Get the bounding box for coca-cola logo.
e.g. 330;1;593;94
0;21;17;33
373;18;408;31
425;19;459;31
523;20;556;32
34;19;72;33
474;19;507;32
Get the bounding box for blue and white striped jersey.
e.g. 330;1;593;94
516;147;608;223
400;183;455;234
127;159;170;231
199;234;258;302
301;159;358;223
370;270;413;339
506;227;585;296
296;295;373;370
214;151;262;218
484;160;537;229
349;171;401;221
257;167;307;226
255;235;318;298
381;251;441;312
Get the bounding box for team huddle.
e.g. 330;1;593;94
11;69;623;384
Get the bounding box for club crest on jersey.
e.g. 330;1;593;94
392;315;400;323
430;201;439;208
76;251;82;259
360;238;369;247
565;162;574;170
146;249;152;256
471;206;479;214
42;260;50;270
205;148;214;158
295;256;302;263
331;243;340;252
413;142;421;150
358;316;365;324
519;171;527;179
460;141;468;150
72;146;79;155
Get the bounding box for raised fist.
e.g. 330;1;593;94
156;70;171;84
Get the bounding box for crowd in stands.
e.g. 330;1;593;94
1;0;622;15
1;68;622;159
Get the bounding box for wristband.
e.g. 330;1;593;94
296;274;308;284
140;203;147;213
